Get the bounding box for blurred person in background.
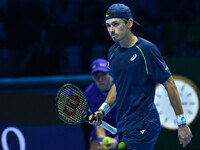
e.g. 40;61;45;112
84;58;118;150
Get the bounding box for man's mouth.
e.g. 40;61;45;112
99;82;105;86
111;34;117;38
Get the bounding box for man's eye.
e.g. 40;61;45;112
112;23;119;26
106;24;110;28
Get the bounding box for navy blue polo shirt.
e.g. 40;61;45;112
108;37;171;132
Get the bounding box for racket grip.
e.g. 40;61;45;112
100;121;117;135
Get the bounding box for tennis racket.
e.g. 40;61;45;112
55;83;117;135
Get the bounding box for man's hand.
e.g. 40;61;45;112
89;110;104;126
178;124;192;148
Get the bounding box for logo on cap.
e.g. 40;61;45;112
99;63;106;67
91;58;108;74
105;11;113;17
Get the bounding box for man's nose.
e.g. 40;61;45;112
98;76;104;81
109;25;114;32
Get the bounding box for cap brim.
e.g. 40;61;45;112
92;68;108;74
133;20;140;26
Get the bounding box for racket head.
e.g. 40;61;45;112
55;83;91;125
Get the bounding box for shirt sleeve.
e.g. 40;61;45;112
147;44;171;84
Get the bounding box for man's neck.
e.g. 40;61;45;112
119;33;138;48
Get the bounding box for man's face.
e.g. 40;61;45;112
105;18;129;42
92;71;112;92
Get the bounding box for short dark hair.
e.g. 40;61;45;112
122;18;136;33
122;18;129;25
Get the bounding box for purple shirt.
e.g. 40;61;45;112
84;82;117;128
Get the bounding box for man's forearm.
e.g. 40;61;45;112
96;126;106;138
105;84;117;107
98;84;116;115
163;76;183;115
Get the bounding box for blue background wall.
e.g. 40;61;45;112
0;0;199;77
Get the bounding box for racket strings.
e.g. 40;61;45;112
56;86;88;123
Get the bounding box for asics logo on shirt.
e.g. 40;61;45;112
130;54;137;61
140;129;146;135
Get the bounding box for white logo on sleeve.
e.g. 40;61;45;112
130;54;137;61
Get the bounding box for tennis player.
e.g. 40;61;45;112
89;3;192;150
85;58;118;150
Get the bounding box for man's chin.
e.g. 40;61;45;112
112;38;119;42
99;86;107;91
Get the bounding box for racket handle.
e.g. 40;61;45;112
100;121;117;135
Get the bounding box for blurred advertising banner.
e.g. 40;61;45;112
0;124;86;150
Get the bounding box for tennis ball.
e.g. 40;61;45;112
102;136;111;148
117;142;127;150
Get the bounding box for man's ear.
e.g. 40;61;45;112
92;75;95;81
127;19;134;28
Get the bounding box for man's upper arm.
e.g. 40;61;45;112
163;75;174;90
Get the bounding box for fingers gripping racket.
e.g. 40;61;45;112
55;83;117;135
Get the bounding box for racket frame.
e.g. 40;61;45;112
55;83;117;135
55;83;90;125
